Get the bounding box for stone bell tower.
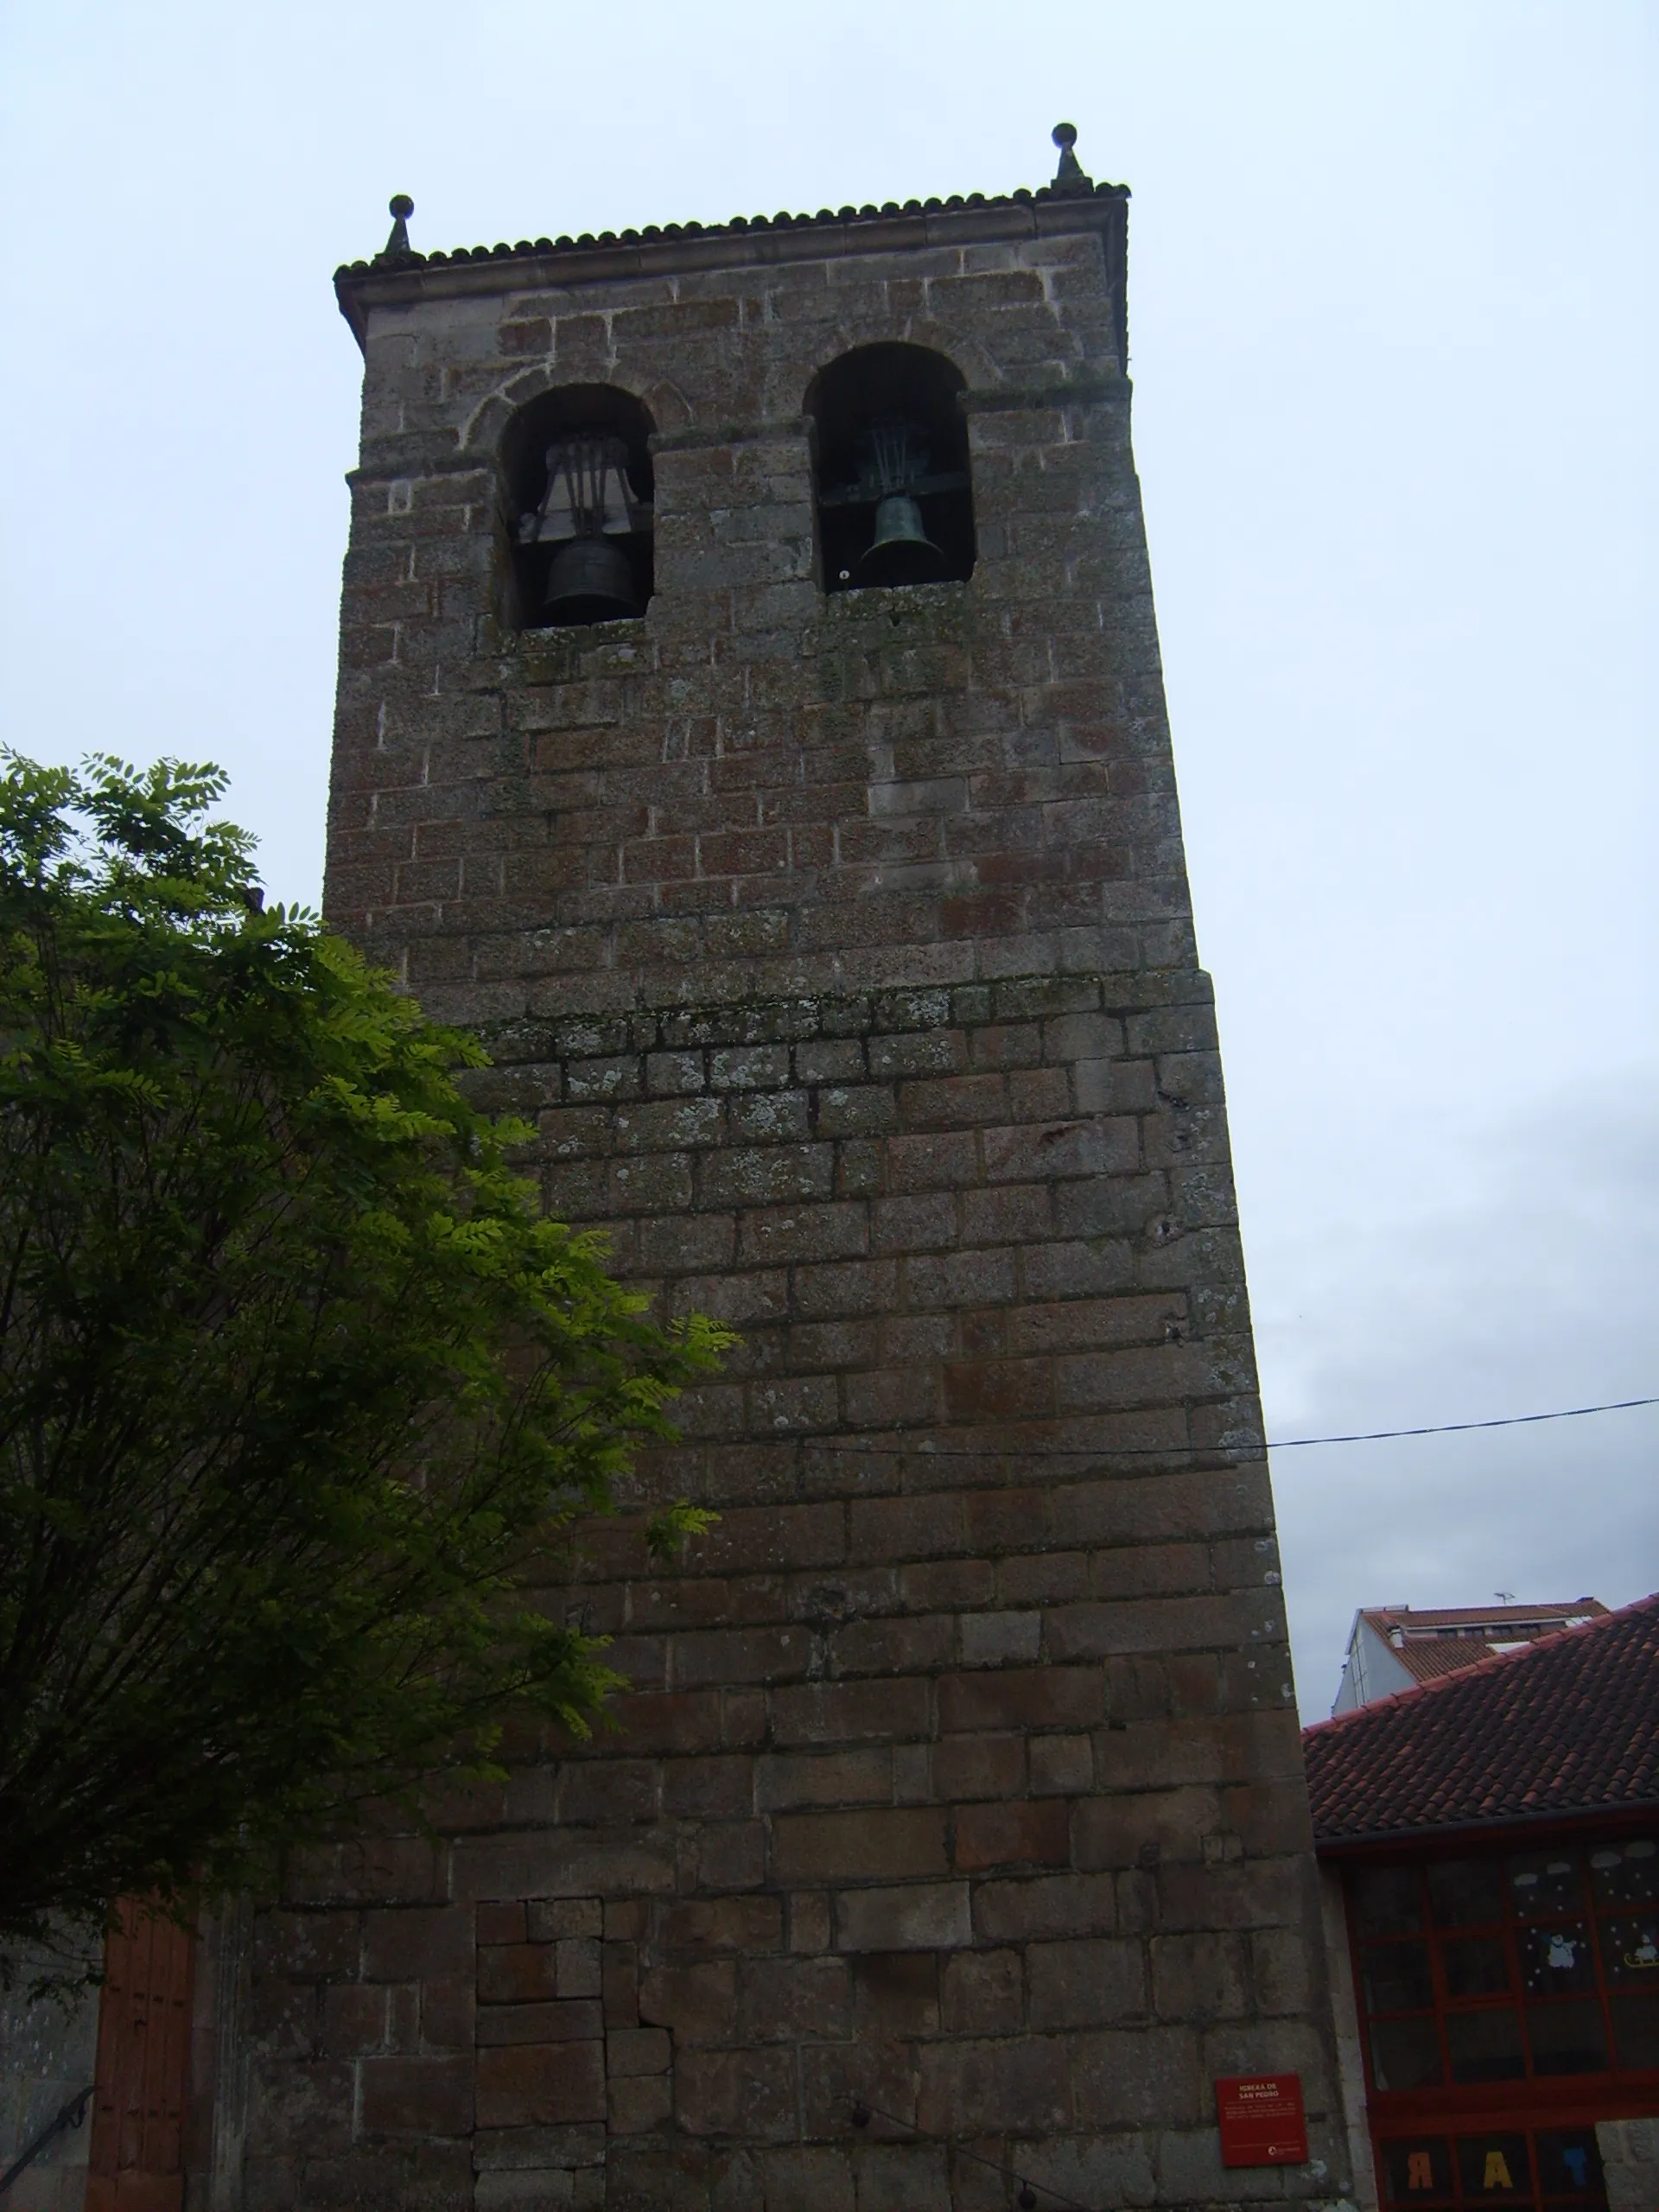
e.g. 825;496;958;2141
232;130;1351;2211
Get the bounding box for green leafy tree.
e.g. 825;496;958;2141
0;752;725;1961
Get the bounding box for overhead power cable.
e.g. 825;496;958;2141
793;1393;1659;1459
1265;1395;1659;1449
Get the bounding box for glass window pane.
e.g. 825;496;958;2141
1428;1857;1505;1928
1442;1935;1511;1999
1535;2127;1607;2203
1354;1864;1425;1937
1527;1999;1607;2075
1363;1941;1435;2015
1455;2133;1532;2200
1588;1836;1658;1908
1519;1919;1597;1994
1446;2005;1526;2082
1510;1849;1586;1917
1599;1914;1659;1986
1369;2016;1445;2090
1610;1991;1659;2070
1379;2137;1455;2204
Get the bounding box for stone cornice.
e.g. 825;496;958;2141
333;186;1128;352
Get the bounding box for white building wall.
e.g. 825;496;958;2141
1318;1863;1379;2209
1331;1617;1416;1714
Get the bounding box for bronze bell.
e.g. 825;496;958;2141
858;493;949;588
543;534;639;626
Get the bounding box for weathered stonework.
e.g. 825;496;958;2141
226;171;1353;2209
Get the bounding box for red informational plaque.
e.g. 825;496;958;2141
1215;2074;1307;2167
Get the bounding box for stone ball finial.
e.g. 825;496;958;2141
1050;121;1090;190
378;194;415;260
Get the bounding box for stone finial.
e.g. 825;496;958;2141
378;194;415;260
1051;121;1093;193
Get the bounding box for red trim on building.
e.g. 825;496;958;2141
1306;1593;1659;2209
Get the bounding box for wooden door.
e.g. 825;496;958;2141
86;1900;194;2212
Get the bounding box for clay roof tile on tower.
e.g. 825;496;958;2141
334;179;1131;283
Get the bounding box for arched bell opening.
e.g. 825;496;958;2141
805;344;975;594
502;385;655;629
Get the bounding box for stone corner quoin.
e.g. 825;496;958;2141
234;182;1351;2210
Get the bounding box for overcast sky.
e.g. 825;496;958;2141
2;0;1653;1717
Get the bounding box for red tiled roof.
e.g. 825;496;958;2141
1351;1599;1611;1692
1363;1599;1605;1634
1305;1592;1659;1846
1390;1636;1511;1687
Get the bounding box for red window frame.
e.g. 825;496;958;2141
1340;1826;1659;2208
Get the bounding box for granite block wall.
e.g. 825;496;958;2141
220;181;1353;2210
